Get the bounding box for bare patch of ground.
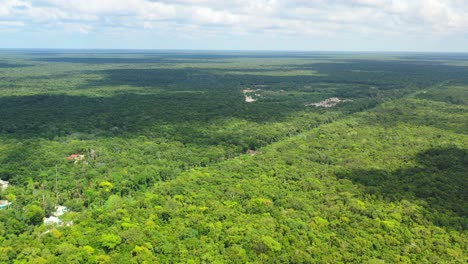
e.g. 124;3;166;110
242;89;261;103
306;97;353;108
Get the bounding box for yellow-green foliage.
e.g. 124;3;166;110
0;51;466;263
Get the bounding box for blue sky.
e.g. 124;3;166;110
0;0;467;51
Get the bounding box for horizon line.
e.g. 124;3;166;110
1;48;468;54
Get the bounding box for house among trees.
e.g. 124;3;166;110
67;154;86;164
0;200;12;210
68;154;85;161
0;179;9;190
44;206;71;225
44;216;62;225
53;206;68;217
0;180;12;210
305;97;353;108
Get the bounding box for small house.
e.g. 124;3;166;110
67;154;79;160
53;205;68;217
44;216;62;225
0;200;12;210
0;180;9;191
68;154;85;161
67;154;86;164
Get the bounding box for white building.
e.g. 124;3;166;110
53;206;68;217
44;216;62;225
0;200;11;210
0;180;9;191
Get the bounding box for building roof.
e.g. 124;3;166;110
67;154;79;160
0;180;8;190
53;205;69;217
44;216;62;225
0;200;11;209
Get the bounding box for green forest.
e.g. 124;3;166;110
0;50;466;263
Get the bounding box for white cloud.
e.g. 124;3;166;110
0;0;467;41
191;6;243;25
0;0;31;16
0;20;24;27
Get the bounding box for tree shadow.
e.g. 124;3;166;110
336;147;468;229
75;58;459;95
32;57;227;64
0;62;29;68
0;61;363;141
72;57;468;110
30;51;334;64
76;67;331;91
288;59;468;87
27;52;468;97
3;53;467;141
0;90;311;140
358;95;468;135
398;52;468;61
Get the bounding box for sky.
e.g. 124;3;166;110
0;0;467;51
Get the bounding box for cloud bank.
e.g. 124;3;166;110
0;0;467;50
